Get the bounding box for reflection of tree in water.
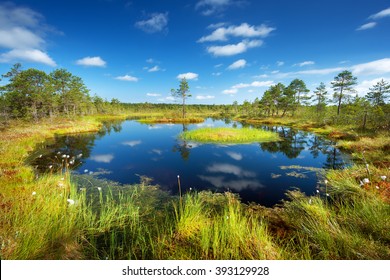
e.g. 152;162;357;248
323;146;347;169
173;124;191;161
243;123;348;169
97;120;123;137
308;135;347;169
29;120;123;172
258;126;307;159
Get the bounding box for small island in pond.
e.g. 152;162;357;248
180;127;281;144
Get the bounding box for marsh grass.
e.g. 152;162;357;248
167;192;281;259
1;115;390;260
279;166;390;259
180;127;280;144
138;117;204;124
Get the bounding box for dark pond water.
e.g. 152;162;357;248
30;118;350;207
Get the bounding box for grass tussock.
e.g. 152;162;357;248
180;127;280;144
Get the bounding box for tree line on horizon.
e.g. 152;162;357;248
231;70;390;130
0;64;389;130
0;63;122;122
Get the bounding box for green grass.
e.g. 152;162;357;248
1;114;390;260
180;127;280;144
138;117;204;124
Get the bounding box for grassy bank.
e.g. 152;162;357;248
180;127;280;144
1;115;389;259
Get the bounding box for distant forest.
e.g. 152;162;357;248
1;64;389;130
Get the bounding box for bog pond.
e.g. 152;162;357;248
30;119;351;207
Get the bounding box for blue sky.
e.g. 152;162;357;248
1;0;390;104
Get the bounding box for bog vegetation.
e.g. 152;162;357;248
0;64;389;260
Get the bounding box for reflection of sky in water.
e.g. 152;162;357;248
31;119;350;207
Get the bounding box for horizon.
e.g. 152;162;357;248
1;0;390;105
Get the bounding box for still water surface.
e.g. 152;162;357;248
31;119;350;206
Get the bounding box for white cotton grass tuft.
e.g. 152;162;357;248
362;178;370;184
67;199;75;205
32;191;36;196
380;175;387;181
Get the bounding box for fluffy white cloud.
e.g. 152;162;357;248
196;95;215;100
351;58;390;75
0;3;57;66
356;22;377;31
90;154;114;163
276;61;284;66
222;88;238;94
207;40;262;56
196;0;233;16
0;27;43;49
226;151;242;161
177;72;199;80
115;75;138;82
354;77;390;96
198;23;274;42
0;48;56;66
227;59;246;70
146;93;161;97
76;56;106;67
135;13;168;33
232;80;274;89
148;65;161;72
295;61;315;67
122;140;142;147
369;7;390;20
296;67;344;75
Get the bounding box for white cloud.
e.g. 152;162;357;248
222;88;238;94
232;80;274;89
177;72;199;80
295;61;315;67
146;58;155;63
0;3;57;66
198;23;275;42
0;27;43;49
227;59;246;70
195;0;233;16
90;154;114;163
115;75;138;82
354;77;390;96
196;95;215;100
351;58;390;75
212;72;222;76
207;22;227;29
276;61;284;66
76;56;106;67
207;163;256;178
226;151;242;161
122;140;142;147
135;12;168;33
369;7;390;20
207;39;262;56
148;65;161;72
296;67;344;75
356;22;377;31
146;93;161;97
0;48;56;66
